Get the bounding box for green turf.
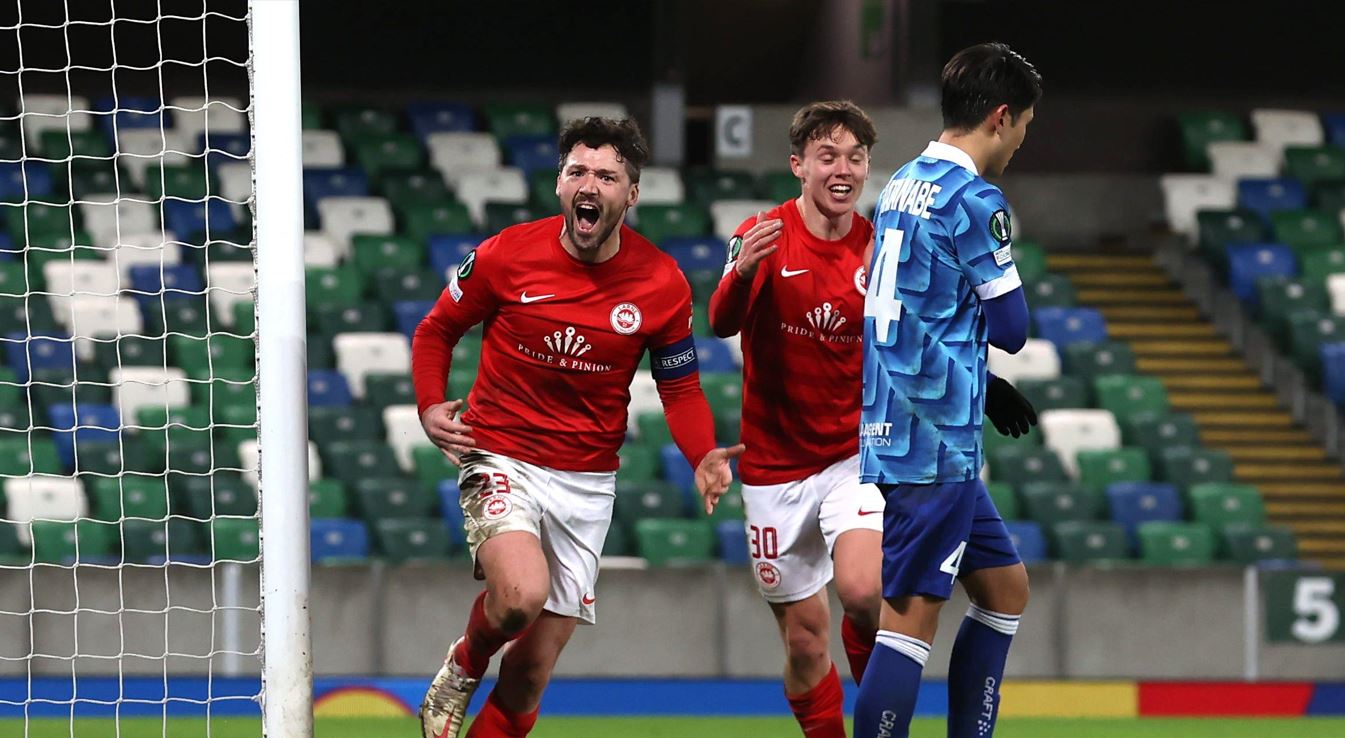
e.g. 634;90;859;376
10;717;1345;737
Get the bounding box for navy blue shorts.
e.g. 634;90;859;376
878;478;1021;601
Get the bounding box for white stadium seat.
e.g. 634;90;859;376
1328;274;1345;316
334;332;411;398
61;295;143;361
110;366;190;420
302;130;344;167
1039;409;1121;478
427;132;501;186
1206;142;1280;180
207;263;255;326
710;200;777;242
239;439;321;491
1251;108;1324;153
383;404;428;473
635;167;685;206
216;161;254;205
1159;174;1236;241
316;196;394;259
303;231;342;268
454;168;528;227
80;198;162;246
556;102;630;124
19;94;93;144
169;96;247;149
626;369;661;437
106;233;182;282
42;261;121;316
115;129;191;189
5;476;87;544
988;339;1060;384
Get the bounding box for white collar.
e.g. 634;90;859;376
921;141;979;176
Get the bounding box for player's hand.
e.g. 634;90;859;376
694;444;746;515
733;212;783;281
420;399;475;464
984;376;1038;438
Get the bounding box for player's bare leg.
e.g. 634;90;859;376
832;528;882;682
771;593;846;738
945;563;1028;738
490;611;578;713
420;532;550;738
959;562;1029;616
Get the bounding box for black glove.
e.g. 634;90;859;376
985;376;1038;438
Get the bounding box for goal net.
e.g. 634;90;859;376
0;1;308;734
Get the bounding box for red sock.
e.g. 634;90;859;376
465;690;539;737
454;590;514;679
786;662;846;738
841;614;876;685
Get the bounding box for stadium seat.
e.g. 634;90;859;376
316;196;395;257
115;129;191;188
987;338;1061;384
1093;375;1170;426
110;366;190;419
710;200;777;241
984;481;1019;520
1160;174;1237;239
428;235;484;279
176;474;256;519
1051;520;1129;563
170;95;246;142
1033;307;1107;350
309;479;348;519
484;202;542;233
307;369;353;408
205;262;255;326
699;372;743;420
193;366;256;411
30;519;115;564
320;439;398;488
1271;209;1343;253
1076;448;1151;494
302;232;341;268
375;518;454;562
1002;521;1047;563
1019;481;1101;525
663;237;729;274
1301;247;1345;284
301;130;344;167
453;168;528;227
1196;208;1270;271
308;406;382;447
614;481;684;527
659;443;696;495
164;200;239;241
1323;113;1345;149
313;303;390;341
333;332;410;399
635;167;686;206
0;161;54;203
1121;412;1201;461
412;446;457;495
4;475;86;526
1251;109;1325;152
217;161;254;205
1329;275;1345;316
1024;273;1076;309
393;300;435;339
382;404;426;473
1237;178;1308;220
1227;244;1297;304
310;518;370;563
1289;311;1345;380
1177;111;1247;170
616;440;660;485
702;485;745;524
685;169;756;206
87;476;170;522
694;338;738;373
42;261;119;316
401;202;475;243
1222;524;1298;564
122;519;204;564
353;133;425;182
1284;145;1345;189
58;296;142;349
483;102;555;139
1009;242;1047;282
353;233;428;278
146;162;213;201
381;170;453;211
333;105;399;142
1259;277;1329;342
366;373;418;411
302;168;369;221
988;446;1067;489
46;403;119;469
715;520;749;564
1039;409;1121;478
1206;142;1280;180
211;518;260;561
354;476;437;523
502;134;559;176
1188;482;1266;530
1017;376;1088;413
128;264;205;303
634;518;714;566
635;203;710;245
1325;343;1345;405
406;101;474;139
1155;447;1234;489
1104;481;1183;546
1138;521;1215;566
426;132;502;185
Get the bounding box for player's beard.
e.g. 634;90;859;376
565;198;621;252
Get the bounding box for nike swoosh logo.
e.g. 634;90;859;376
780;267;810;278
520;292;555;303
858;509;882;516
581;594;596;605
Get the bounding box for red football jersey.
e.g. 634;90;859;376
413;216;695;473
710;199;872;486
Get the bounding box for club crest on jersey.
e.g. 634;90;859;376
854;265;867;296
610;302;642;335
988;210;1012;244
544;326;593;357
755;562;782;591
457;250;477;280
482;494;512;520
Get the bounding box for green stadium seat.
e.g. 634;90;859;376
528;169;561;210
984;481;1020;520
616;441;660;484
1076;448;1151;494
1289;311;1345;381
714;405;741;445
366;373;418;411
194;366;257;411
0;294;58;337
1177;111;1247;171
67;163;123;200
1271;209;1343;253
87;476;170;521
1221;524;1297;564
700;372;743;419
1020;481;1102;525
483;103;555;139
1138;521;1215;566
314;302;390;337
121;519;203;563
29;370;111;426
92;336;168;372
0;437;62;475
988;446;1067;489
301;101;323;130
169;333;255;378
1025;273;1077;309
1010;241;1047;282
1256;277;1328;345
1051;520;1130;563
701;485;745;524
308;479;348;518
635;204;709;245
1188;482;1265;530
372;269;445;304
41;129;111;159
30;520;115;564
687;270;723;304
145;297;212;338
70;439;141;476
0;366;19;408
374;518;454;562
1018;376;1088;412
1121;412;1201;462
634;518;715;566
175;474;256;519
351;234;426;275
684;169;756;205
447;369;476;401
1093;375;1170;426
1062;341;1137;382
692;302;712;337
1284;146;1345;190
401;202;475;242
146;163;212;200
484;203;541;235
1155;447;1234;489
1317;182;1345;215
1196;209;1267;271
212;404;257;449
322;440;399;486
210;518;260;562
305;267;365;311
333;106;400;142
635;410;674;450
603;521;632;557
21;241;100;291
308;406;382;445
1301;246;1345;283
381;170;452;209
137;405;209;455
0;263;27;297
613;480;683;527
412;445;457;494
758;171;799;203
353;477;437;523
353;133;425;181
8;202;76;241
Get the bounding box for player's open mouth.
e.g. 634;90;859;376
828;184;853;199
574;202;601;234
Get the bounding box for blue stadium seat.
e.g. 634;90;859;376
1227;244;1297;304
394;300;435;339
503;135;560;176
716;520;749;564
302;167;369;221
0;162;53;201
1322;113;1345;149
164;200;238;240
663;236;729;274
1032;307;1108;350
93;95;164;135
659;443;696;497
1323;343;1345;406
198;132;250;161
437;480;466;546
129;264;204;300
46;403;120;469
310;518;370;562
694;338;738;373
406;102;476;140
1105;482;1183;550
428;235;483;279
307;369;352;407
1003;521;1048;563
7;333;74;380
1237;178;1307;220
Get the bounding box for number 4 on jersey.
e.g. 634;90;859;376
864;227;904;345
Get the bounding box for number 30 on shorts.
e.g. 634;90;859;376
940;540;968;579
749;525;779;560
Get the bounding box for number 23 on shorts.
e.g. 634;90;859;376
940;540;967;579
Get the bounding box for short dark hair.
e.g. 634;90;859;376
556;117;650;183
788;100;878;157
940;42;1042;132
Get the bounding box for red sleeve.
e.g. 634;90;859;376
657;373;716;471
708;217;762;338
411;237;502;415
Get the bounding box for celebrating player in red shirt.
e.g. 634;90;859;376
709;101;883;738
414;117;742;738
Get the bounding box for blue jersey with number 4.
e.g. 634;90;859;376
860;142;1022;485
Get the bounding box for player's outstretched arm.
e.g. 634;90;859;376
708;212;781;338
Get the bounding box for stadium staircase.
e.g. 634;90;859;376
1050;251;1345;568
